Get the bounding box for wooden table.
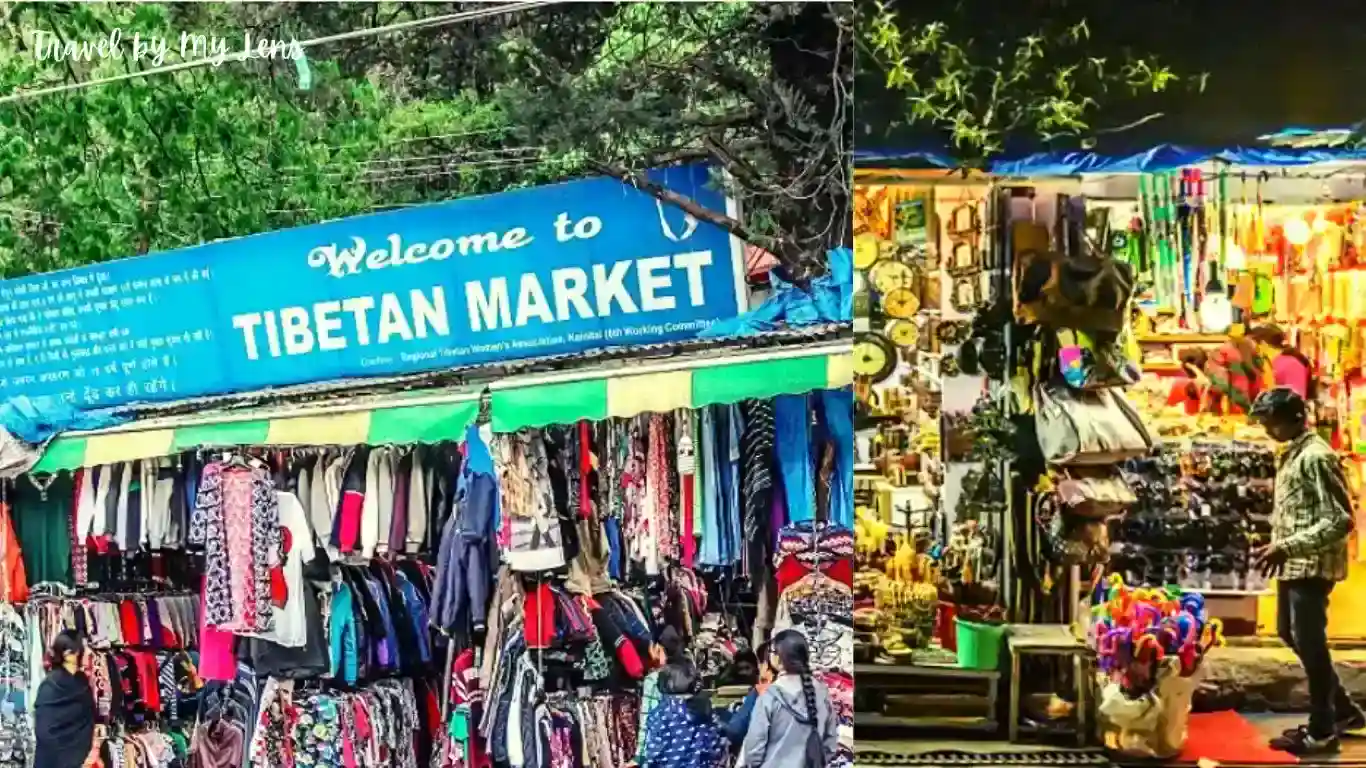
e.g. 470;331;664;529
854;661;1001;734
1006;624;1094;746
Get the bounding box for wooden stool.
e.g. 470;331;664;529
1006;624;1094;746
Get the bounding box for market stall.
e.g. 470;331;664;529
0;164;854;767
853;141;1366;751
852;171;1041;738
0;360;853;766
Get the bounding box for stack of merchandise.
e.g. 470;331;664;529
1089;574;1224;758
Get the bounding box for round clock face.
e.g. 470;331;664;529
854;233;881;271
883;288;920;319
854;333;897;383
870;259;917;295
887;319;919;348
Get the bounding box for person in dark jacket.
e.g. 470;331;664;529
723;643;772;748
33;630;98;768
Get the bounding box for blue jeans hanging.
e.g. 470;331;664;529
821;388;854;527
774;394;814;522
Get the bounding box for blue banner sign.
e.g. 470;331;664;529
0;165;744;408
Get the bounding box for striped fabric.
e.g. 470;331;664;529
32;349;851;473
741;398;776;544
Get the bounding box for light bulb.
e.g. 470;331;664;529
1284;217;1312;247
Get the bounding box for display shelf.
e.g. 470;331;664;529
854;662;1000;680
854;713;998;732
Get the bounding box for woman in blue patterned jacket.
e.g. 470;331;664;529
640;660;728;768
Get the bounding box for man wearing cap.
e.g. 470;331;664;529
1251;387;1364;755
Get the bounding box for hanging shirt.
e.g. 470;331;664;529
775;395;815;522
0;503;27;604
240;492;315;648
698;407;722;567
11;474;73;588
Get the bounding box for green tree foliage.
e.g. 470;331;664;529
0;2;851;279
859;0;1203;163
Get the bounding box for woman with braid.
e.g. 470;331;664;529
741;630;839;768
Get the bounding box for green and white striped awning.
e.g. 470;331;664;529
33;343;851;473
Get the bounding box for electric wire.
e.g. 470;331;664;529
0;1;559;106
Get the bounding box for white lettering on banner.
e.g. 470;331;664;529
231;251;715;358
466;251;714;332
232;287;450;360
308;230;534;279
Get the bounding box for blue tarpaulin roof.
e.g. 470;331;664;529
856;141;1366;176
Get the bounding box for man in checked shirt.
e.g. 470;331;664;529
1250;388;1365;755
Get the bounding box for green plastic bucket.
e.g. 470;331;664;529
955;618;1006;670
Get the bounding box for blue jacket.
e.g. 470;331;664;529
642;695;728;768
430;428;499;634
725;689;759;747
328;582;359;684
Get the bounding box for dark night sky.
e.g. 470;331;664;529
857;0;1366;155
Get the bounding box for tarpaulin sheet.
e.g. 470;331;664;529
852;148;957;168
699;247;852;339
859;141;1366;176
992;145;1366;176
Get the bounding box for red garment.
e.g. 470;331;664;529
614;634;644;679
338;490;364;552
0;503;27;603
449;650;490;768
578;421;592;520
71;470;87;586
133;652;161;711
1205;339;1259;414
775;553;853;593
680;474;696;567
1166;380;1204;415
119;600;141;645
524;582;556;649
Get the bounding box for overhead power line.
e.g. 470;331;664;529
0;1;558;106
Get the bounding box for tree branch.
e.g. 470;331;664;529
589;160;754;244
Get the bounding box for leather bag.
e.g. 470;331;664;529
1035;385;1154;466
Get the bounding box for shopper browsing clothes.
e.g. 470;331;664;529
32;631;99;768
722;644;773;748
635;626;690;764
639;659;729;768
740;630;839;768
1251;388;1366;755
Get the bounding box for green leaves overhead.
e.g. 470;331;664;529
0;2;850;281
860;0;1204;162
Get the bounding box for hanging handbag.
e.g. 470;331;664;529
1015;247;1136;332
1036;493;1112;567
1053;469;1137;519
1035;385;1154;466
1053;329;1141;391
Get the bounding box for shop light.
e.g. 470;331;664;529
1284;217;1312;247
